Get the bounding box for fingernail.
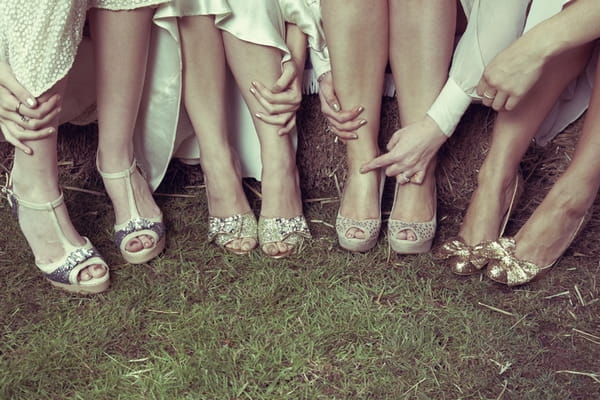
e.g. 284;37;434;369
359;119;367;126
357;106;364;112
249;87;256;94
359;167;366;174
251;81;258;87
255;113;263;119
352;133;358;139
25;148;32;155
333;103;340;112
26;98;36;107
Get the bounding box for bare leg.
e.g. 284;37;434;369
222;33;304;257
90;7;162;253
460;45;593;246
512;53;600;267
389;0;457;241
321;0;388;240
179;15;255;253
11;79;106;281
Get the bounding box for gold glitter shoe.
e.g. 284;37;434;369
484;214;588;286
336;175;384;252
1;174;110;294
433;173;522;275
258;215;311;258
208;212;257;255
388;183;437;254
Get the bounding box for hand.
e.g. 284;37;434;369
360;116;447;184
318;71;366;140
0;62;61;154
250;60;302;136
476;34;546;112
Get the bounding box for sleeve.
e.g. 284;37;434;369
427;0;530;136
281;0;330;78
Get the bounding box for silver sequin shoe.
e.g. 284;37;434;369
1;175;110;294
97;159;165;264
208;212;258;255
388;183;436;254
258;215;311;258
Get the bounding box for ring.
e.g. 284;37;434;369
16;102;21;113
16;102;29;122
483;92;495;100
20;114;29;122
399;173;410;184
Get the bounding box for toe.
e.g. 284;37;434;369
90;264;107;279
141;235;154;249
277;241;289;254
78;268;93;282
125;238;144;252
226;238;242;253
241;238;257;252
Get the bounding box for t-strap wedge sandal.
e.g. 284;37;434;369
1;178;110;294
97;159;166;264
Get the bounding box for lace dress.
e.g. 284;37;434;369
0;0;167;97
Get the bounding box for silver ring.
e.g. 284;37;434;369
16;102;29;122
20;114;29;122
483;92;495;100
399;173;410;184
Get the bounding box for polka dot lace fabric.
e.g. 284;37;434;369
0;0;169;97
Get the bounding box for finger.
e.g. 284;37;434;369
272;62;296;93
475;78;489;98
255;111;294;127
251;81;301;111
359;152;398;174
329;126;358;140
491;92;509;112
504;95;522;112
0;67;37;108
278;115;296;136
0;121;31;154
386;132;401;151
19;93;61;120
24;104;62;130
410;170;426;185
326;115;366;133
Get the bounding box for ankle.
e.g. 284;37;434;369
97;149;134;173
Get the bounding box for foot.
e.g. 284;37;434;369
389;170;436;241
11;176;107;283
459;173;520;246
99;160;161;253
512;178;592;267
203;155;256;254
260;161;304;257
338;169;381;240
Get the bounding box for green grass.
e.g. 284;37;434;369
1;164;599;400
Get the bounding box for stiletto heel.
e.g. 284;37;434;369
1;174;110;294
387;183;437;254
434;173;523;274
336;174;385;252
97;159;166;264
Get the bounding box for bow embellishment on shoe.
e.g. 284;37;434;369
481;237;547;286
432;237;490;275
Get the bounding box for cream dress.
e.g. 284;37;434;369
0;0;168;99
426;0;597;146
134;0;329;190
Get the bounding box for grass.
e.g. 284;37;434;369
0;169;600;400
1;147;599;399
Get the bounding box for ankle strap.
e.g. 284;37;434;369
97;158;137;180
14;192;65;211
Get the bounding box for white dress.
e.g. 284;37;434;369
134;0;330;190
0;0;168;98
426;0;596;146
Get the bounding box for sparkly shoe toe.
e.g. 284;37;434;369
258;215;311;258
432;237;488;275
336;214;381;252
208;212;258;255
2;178;110;294
98;159;166;264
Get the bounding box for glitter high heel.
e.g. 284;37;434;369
208;212;258;255
1;174;110;294
433;173;523;275
97;159;166;264
336;174;385;252
258;215;311;258
388;182;437;254
484;214;589;286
